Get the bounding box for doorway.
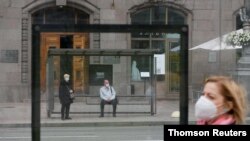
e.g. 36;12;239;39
40;32;89;94
60;35;73;81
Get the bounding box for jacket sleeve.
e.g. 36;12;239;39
110;87;116;100
59;84;64;100
100;87;108;101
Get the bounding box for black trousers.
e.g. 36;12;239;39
61;103;71;119
100;98;117;117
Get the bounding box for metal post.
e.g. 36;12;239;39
32;25;41;141
150;55;154;115
154;57;157;114
47;55;54;118
179;27;189;125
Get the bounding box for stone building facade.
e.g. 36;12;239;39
0;0;245;102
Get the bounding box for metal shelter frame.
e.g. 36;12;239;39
31;24;188;141
46;48;163;117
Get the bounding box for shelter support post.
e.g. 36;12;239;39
47;55;54;118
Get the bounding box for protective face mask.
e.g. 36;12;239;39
64;77;69;82
195;96;229;120
105;84;110;87
195;96;217;120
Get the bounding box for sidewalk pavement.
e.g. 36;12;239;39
0;100;200;127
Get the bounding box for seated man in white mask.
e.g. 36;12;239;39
99;79;118;117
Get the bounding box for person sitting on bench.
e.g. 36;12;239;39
99;79;117;117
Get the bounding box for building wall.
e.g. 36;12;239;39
190;0;243;90
0;0;245;102
0;0;30;102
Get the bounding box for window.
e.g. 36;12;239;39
131;6;186;93
32;6;89;24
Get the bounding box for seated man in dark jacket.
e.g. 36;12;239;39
99;79;118;117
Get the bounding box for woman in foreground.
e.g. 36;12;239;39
195;75;248;125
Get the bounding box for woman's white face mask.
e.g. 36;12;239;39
195;96;228;120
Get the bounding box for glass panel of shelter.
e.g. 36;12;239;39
45;33;182;117
47;49;157;116
46;33;168;117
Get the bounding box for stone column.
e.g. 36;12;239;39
237;18;250;101
236;0;250;103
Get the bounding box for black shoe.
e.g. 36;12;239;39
61;117;64;120
99;115;104;118
65;117;72;120
113;115;116;117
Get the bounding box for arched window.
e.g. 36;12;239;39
131;6;186;93
131;7;185;25
32;6;89;24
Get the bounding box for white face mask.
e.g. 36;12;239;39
195;96;217;120
64;77;69;82
195;96;229;120
105;84;110;87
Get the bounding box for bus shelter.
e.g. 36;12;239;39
32;24;188;141
46;48;164;117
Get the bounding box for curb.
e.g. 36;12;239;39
0;121;198;128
